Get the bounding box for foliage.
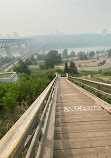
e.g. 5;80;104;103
37;53;45;60
45;50;61;69
0;56;15;63
25;59;33;65
0;69;55;112
13;61;30;75
39;64;46;70
77;52;88;60
64;62;68;73
98;69;111;76
3;92;17;112
69;62;78;74
108;49;111;57
62;49;68;59
55;67;63;74
69;51;76;57
64;62;78;74
88;51;95;58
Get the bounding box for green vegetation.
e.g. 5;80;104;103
69;68;111;105
77;52;88;60
0;69;55;112
108;49;111;57
13;61;30;75
64;62;68;73
98;69;111;76
0;56;15;63
0;68;55;139
55;67;63;74
0;73;13;79
88;51;95;58
36;53;45;60
62;49;68;59
72;77;111;105
64;62;78;74
69;51;77;58
44;50;61;69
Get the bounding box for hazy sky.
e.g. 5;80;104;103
0;0;111;36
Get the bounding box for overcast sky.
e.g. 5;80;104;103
0;0;111;37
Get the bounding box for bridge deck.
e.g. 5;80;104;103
54;77;111;158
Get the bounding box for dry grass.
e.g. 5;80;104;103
81;74;111;84
75;59;100;67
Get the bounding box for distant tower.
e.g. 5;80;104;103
13;32;19;38
56;30;60;36
7;34;12;39
102;29;108;36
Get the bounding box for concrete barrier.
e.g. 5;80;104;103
0;72;18;83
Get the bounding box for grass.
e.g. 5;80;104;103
0;73;14;79
69;68;111;104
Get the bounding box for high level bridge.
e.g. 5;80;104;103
0;39;29;57
0;76;111;158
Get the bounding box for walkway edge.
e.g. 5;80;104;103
67;78;111;114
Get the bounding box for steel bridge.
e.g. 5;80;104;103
0;38;29;57
0;39;29;49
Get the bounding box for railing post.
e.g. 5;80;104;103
97;85;100;97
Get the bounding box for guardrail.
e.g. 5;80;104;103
0;76;57;158
68;76;111;99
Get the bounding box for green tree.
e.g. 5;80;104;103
39;64;45;70
3;92;17;112
13;61;30;75
69;62;78;74
55;67;63;74
62;49;68;59
45;50;61;69
64;62;68;73
25;59;32;65
77;52;88;60
37;53;45;60
69;51;76;57
88;51;95;58
108;49;111;57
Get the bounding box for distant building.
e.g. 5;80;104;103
102;29;108;36
13;32;19;38
56;30;64;36
56;30;60;36
7;34;12;39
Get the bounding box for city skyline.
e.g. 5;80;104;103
0;0;111;36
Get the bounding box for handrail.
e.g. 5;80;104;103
68;76;111;89
68;76;111;99
0;76;57;158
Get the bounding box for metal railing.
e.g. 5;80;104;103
0;76;57;158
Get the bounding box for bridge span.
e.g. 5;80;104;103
0;76;111;158
0;39;29;57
